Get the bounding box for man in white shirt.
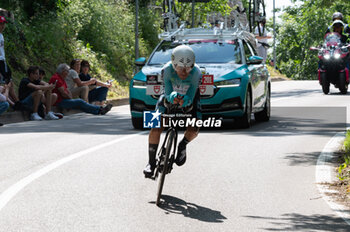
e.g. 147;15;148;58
0;16;20;109
254;18;271;64
66;59;95;102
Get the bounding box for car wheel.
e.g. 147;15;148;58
235;88;252;128
254;86;270;122
132;116;143;130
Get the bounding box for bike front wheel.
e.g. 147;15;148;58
156;130;175;206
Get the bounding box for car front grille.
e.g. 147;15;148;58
201;97;242;113
130;99;156;112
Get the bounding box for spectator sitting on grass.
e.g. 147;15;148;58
49;63;112;115
18;66;59;121
0;81;14;107
0;16;21;110
37;67;64;119
66;59;96;102
79;60;112;106
0;84;10;126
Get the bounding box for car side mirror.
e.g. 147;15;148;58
135;57;146;67
247;55;263;65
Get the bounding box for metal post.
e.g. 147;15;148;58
273;0;276;70
192;0;195;28
135;0;139;60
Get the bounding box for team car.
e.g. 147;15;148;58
129;26;271;129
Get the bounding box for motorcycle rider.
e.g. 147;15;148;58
143;45;201;178
325;12;350;38
330;20;349;44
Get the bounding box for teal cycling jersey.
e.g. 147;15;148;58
162;61;201;106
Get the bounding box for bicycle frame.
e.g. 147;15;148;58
151;104;180;181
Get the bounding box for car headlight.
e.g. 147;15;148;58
334;53;341;59
215;78;241;88
132;80;146;89
324;54;331;60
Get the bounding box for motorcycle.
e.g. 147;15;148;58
310;32;350;94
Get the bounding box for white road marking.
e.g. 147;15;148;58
271;97;289;103
316;131;350;226
0;131;148;212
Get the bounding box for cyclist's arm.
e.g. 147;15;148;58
163;68;174;102
184;68;201;104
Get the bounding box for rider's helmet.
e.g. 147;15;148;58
171;45;195;71
332;12;344;21
332;20;345;32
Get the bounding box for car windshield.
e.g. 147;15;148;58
148;40;242;65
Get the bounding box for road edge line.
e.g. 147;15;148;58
0;131;148;212
316;131;350;226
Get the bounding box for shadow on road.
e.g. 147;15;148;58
272;89;321;99
149;195;226;223
283;151;341;166
200;107;347;137
0;113;136;135
0;107;346;137
244;213;350;231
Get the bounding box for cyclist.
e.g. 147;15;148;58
143;45;202;178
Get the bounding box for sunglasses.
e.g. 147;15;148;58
175;66;192;73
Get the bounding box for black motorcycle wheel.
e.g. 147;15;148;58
321;72;329;94
156;130;174;206
339;72;348;94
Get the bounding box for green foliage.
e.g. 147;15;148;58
139;7;161;54
338;130;350;181
62;0;137;77
276;0;350;80
0;0;162;98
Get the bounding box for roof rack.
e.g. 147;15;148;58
159;22;253;41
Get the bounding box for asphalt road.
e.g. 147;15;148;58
0;80;349;231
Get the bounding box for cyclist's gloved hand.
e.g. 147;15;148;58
182;95;191;107
169;91;178;104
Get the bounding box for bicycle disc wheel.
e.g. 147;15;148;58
156;130;175;206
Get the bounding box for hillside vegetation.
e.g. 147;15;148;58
4;0;345;92
1;0;160;99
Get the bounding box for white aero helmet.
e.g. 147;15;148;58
171;45;195;70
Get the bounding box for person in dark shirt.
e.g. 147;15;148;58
19;66;58;120
79;60;112;106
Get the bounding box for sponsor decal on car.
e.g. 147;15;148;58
199;74;214;95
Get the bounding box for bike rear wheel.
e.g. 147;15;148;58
156;130;175;206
